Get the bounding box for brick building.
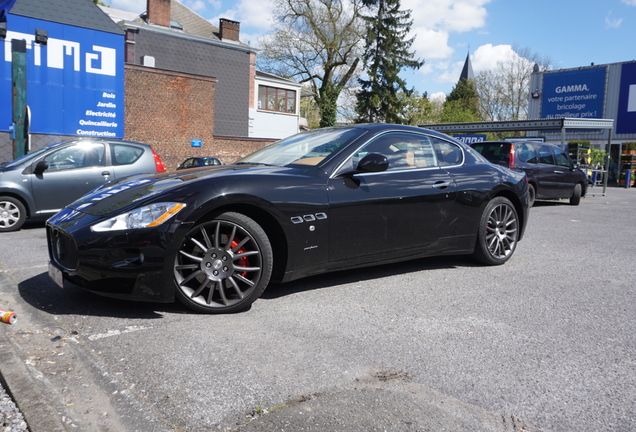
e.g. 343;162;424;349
1;0;304;167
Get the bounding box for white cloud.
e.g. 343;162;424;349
107;0;145;13
403;0;491;32
621;0;636;5
429;91;447;103
402;0;491;62
210;0;277;32
184;0;207;11
605;11;623;28
471;43;517;72
411;27;454;59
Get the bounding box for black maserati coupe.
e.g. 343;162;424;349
47;124;529;314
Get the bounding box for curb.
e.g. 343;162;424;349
0;271;68;432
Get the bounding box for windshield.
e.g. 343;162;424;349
238;127;366;167
2;140;82;168
3;145;51;168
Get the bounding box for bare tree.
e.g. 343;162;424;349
258;0;366;127
474;47;551;122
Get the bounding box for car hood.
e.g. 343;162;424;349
66;164;306;216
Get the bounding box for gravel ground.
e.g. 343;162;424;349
0;380;27;432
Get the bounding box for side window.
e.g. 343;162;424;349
351;132;438;171
431;137;463;166
112;144;143;166
183;159;195;168
554;148;572;168
516;143;537;164
537;144;555;165
43;142;105;172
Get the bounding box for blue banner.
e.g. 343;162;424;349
1;14;124;137
616;62;636;134
541;68;606;120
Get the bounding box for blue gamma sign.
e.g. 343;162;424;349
616;62;636;134
541;68;606;119
1;15;124;137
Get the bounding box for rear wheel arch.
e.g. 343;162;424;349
492;190;526;239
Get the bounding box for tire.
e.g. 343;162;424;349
174;212;273;314
569;183;582;206
0;196;27;232
472;196;519;266
528;184;536;207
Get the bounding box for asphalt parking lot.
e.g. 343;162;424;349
1;187;635;432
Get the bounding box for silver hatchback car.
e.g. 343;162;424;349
0;138;166;232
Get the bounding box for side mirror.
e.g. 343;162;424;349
356;153;389;173
34;160;49;174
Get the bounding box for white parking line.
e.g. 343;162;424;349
88;326;151;341
0;265;49;272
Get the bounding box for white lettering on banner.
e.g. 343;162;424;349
628;85;636;113
3;31;117;76
455;136;485;144
555;84;590;93
86;46;116;76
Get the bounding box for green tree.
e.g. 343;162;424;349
398;91;440;126
258;0;365;127
92;0;108;6
441;78;481;123
355;0;423;124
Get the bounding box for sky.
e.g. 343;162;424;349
103;0;636;100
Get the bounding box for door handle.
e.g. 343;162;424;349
102;171;111;180
554;170;564;174
433;181;451;189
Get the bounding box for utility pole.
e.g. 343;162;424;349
11;38;28;159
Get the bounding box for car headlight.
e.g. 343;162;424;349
91;202;186;232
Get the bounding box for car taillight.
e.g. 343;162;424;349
152;149;167;172
509;145;515;169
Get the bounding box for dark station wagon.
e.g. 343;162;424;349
470;141;587;207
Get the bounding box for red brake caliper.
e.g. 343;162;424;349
231;239;249;277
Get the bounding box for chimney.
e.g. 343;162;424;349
147;0;171;27
219;18;240;42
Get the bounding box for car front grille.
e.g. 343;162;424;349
48;227;79;271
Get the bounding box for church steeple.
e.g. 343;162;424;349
460;51;474;81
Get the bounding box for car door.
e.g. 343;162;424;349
552;147;579;197
30;141;107;215
327;132;457;266
534;143;563;198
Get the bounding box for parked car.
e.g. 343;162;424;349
0;138;166;232
47;124;529;314
470;141;587;207
176;157;222;170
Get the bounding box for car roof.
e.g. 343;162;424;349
330;123;464;143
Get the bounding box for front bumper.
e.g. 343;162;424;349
46;210;186;303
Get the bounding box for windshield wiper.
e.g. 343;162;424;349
234;162;278;166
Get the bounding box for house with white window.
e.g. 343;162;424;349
250;70;304;139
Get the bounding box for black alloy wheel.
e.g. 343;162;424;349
0;196;26;232
472;196;519;266
174;212;273;313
